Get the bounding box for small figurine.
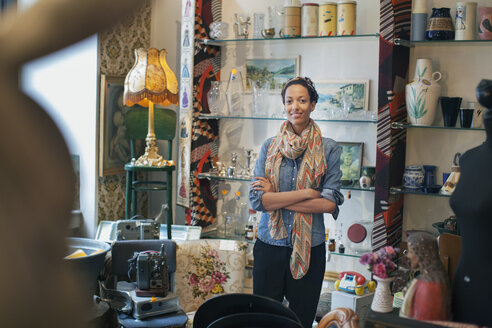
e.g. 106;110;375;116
234;13;251;39
400;231;451;321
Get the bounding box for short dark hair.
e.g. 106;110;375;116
281;76;319;104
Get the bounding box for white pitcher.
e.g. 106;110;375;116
406;59;442;126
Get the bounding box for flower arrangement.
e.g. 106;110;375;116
185;245;230;299
359;246;399;279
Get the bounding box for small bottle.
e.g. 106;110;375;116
328;239;336;252
234;191;248;236
338;244;345;254
246;209;258;240
226;68;244;116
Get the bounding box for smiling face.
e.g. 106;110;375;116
284;84;316;135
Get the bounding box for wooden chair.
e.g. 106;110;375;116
318;308;360;328
437;233;462;284
124;106;176;238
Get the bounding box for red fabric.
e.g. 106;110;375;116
408;280;450;321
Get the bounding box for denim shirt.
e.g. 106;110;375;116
248;136;344;248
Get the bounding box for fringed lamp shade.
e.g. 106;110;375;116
123;48;179;167
124;48;178;107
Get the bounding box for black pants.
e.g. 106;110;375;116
253;239;326;328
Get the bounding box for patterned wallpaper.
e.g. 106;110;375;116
97;0;151;222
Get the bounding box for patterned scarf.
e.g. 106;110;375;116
265;120;327;279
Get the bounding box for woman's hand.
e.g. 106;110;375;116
305;188;321;199
251;177;274;193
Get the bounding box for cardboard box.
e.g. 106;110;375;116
331;290;374;324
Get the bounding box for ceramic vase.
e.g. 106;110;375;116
478;7;492;40
440;97;463;127
426;7;455;40
406;59;442;126
371;276;395;313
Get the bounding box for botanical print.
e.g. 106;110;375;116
184;245;230;299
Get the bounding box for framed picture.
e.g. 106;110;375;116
99;74;132;177
244;57;300;91
315;80;370;112
339;142;364;183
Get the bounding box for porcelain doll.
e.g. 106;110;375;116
400;231;451;321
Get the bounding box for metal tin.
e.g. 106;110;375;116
283;5;301;37
337;0;356;36
319;2;337;36
301;3;319;37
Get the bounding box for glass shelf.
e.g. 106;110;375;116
390;186;451;198
198;172;251;182
200;232;256;245
197;173;375;192
395;38;492;47
391;122;485;131
201;231;365;259
198;34;380;46
330;251;362;259
199;114;377;124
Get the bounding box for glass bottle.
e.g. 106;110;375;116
328;239;336;252
226;68;244;116
234;191;248;237
246;209;258;240
338;244;345;254
207;81;224;115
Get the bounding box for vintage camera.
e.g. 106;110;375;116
116;216;160;240
134;244;169;297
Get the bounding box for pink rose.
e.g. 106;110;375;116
206;249;218;258
212;271;227;284
384;246;395;257
189;273;199;286
373;262;387;278
199;276;216;293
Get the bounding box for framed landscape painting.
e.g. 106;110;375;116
315;80;369;112
244;57;299;91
